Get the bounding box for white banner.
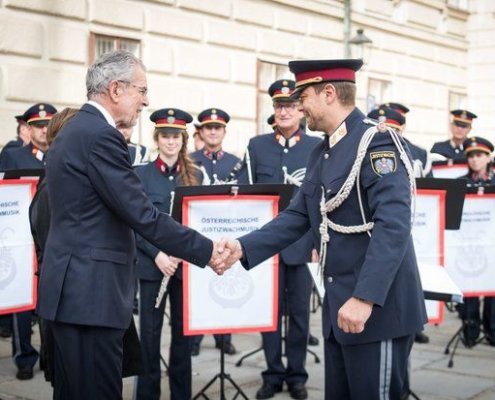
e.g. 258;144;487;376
0;180;37;314
445;194;495;297
183;195;279;335
431;164;468;179
412;190;445;323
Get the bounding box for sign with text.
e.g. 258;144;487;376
412;190;446;324
445;194;495;297
182;195;279;335
431;163;468;179
0;179;38;314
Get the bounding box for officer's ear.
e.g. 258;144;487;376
108;80;123;102
323;83;337;104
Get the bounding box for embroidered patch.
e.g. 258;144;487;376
370;151;396;176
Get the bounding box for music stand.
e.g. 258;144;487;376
442;185;495;367
173;184;293;400
0;168;44;180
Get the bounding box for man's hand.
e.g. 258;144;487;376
337;297;373;334
154;252;180;277
208;238;243;275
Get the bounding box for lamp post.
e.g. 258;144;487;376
349;28;373;62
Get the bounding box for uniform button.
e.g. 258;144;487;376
283;148;289;154
326;189;332;194
327;276;333;283
169;176;174;181
212;160;217;164
324;153;329;159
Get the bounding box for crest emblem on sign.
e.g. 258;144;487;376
370;151;397;176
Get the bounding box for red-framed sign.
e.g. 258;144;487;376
182;194;280;335
413;189;446;324
445;193;495;298
0;179;38;314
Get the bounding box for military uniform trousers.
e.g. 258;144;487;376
325;330;413;400
51;321;126;400
136;279;166;400
168;273;193;400
12;311;39;370
262;260;312;386
459;296;495;345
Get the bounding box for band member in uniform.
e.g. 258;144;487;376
220;59;427;400
431;109;477;162
192;122;205;152
135;108;205;399
190;108;239;355
118;124;151;166
457;136;495;346
190;108;240;184
1;103;57;380
237;79;320;400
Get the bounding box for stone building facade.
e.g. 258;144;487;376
0;0;492;155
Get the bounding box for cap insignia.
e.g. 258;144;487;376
167;116;176;124
168;109;174;116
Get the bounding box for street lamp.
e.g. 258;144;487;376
349;28;373;62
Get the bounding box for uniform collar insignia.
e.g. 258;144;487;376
328;121;347;148
203;149;224;160
275;131;301;148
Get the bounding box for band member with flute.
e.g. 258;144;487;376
134;108;205;400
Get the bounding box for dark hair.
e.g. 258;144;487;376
46;108;79;145
313;81;356;106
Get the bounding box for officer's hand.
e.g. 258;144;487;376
154;252;179;277
337;297;373;334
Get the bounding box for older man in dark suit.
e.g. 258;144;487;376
37;50;228;400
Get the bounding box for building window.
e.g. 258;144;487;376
257;60;292;134
449;92;467;111
367;78;392;113
89;33;140;64
447;0;469;11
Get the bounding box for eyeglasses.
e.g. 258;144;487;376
118;80;148;97
273;102;298;112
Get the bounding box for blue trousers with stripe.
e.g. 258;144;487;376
324;330;413;399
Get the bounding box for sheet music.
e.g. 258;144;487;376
306;262;325;299
418;263;463;303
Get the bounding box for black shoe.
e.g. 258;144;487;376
215;341;236;355
16;367;33;380
255;382;283;399
308;333;319;346
0;326;12;338
191;343;200;356
414;332;429;344
288;382;308;400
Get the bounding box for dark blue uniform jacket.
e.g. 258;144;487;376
237;129;321;264
239;108;427;345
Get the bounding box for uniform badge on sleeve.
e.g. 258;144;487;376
370;151;396;176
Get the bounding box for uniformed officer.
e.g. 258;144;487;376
1;103;57;380
431;109;477;162
379;102;432;178
0;103;57;171
0;114;31;167
192;122;205;152
221;59;427;400
190;108;240;184
135;108;205;399
237;79;320;400
457;136;495;346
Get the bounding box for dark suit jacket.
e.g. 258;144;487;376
239;108;427;345
37;103;213;330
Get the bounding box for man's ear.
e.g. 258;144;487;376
323;83;336;104
108;80;121;103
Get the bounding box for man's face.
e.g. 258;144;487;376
297;86;326;132
273;100;303;132
117;67;149;128
450;122;471;142
29;123;48;150
199;124;226;149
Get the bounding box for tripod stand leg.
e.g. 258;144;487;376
306;347;320;363
160;353;168;372
447;333;462;368
235;346;263;367
444;326;462;355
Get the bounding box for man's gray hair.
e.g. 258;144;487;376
86;50;146;99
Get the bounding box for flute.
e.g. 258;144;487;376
155;190;175;308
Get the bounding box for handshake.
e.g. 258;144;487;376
208;238;244;275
